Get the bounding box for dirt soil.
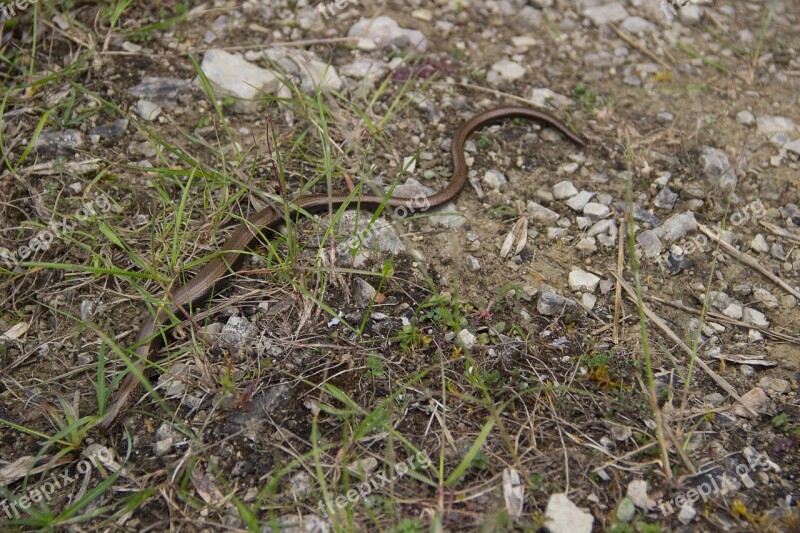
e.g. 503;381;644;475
0;1;799;532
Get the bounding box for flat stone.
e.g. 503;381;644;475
543;493;594;533
732;387;769;418
552;180;578;200
656;211;698;243
456;328;476;350
637;230;663;258
221;316;255;347
483;169;507;189
538;289;577;316
569;269;601;292
129;76;190;101
200;49;279;101
566;191;594;211
750;234;769;253
758;377;789;394
135;99;161;121
757;115;797;135
583;2;628;25
583;202;611;220
527;202;560;224
654;186;678;210
488;59;526;83
35;129;84;156
736;110;756;126
348;16;428;51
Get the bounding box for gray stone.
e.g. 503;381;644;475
135;99;161;121
352;278;376;306
757;115;797;135
656;211;698;243
568;269;601;292
552;180;578;200
784;138;800;155
678;505;696;525
566;191;594;211
527;202;560;224
35;129;84;156
637;230;663;258
583;202;611;220
583;2;628;25
483;169;507;189
221;315;255;347
627;479;652;510
129;76;190;101
736;110;756;126
654;186;678;210
620;16;655;33
732;387;769;418
466;255;481;271
348;16;428;51
616;497;635;523
699;147;736;190
488;59;526;84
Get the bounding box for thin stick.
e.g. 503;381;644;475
645;294;800;345
613;219;625;344
610;271;758;417
609;25;672;71
698;224;800;300
759;219;800;244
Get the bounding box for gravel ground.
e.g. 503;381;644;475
0;1;799;531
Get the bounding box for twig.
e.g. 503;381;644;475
645;294;800;345
610;271;758;417
698;224;800;300
609;24;672;71
759;219;800;244
613;219;625;345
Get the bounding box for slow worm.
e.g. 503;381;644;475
99;106;586;430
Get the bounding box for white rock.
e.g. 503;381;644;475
736;110;756;126
348;16;427;51
656;211;698;243
583;2;628;25
620;16;655;33
483;169;507;189
552;180;578;200
732;387;769;418
757;115;797;135
583;202;611;220
488;59;526;84
581;293;597;310
527;202;560;224
742;307;769;328
784;138;800;155
678;505;696;525
135;100;161;121
200;49;279;101
566;191;594;211
456;328;476;350
569;269;601;293
750;234;769;253
626;479;653;510
544;493;594;533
